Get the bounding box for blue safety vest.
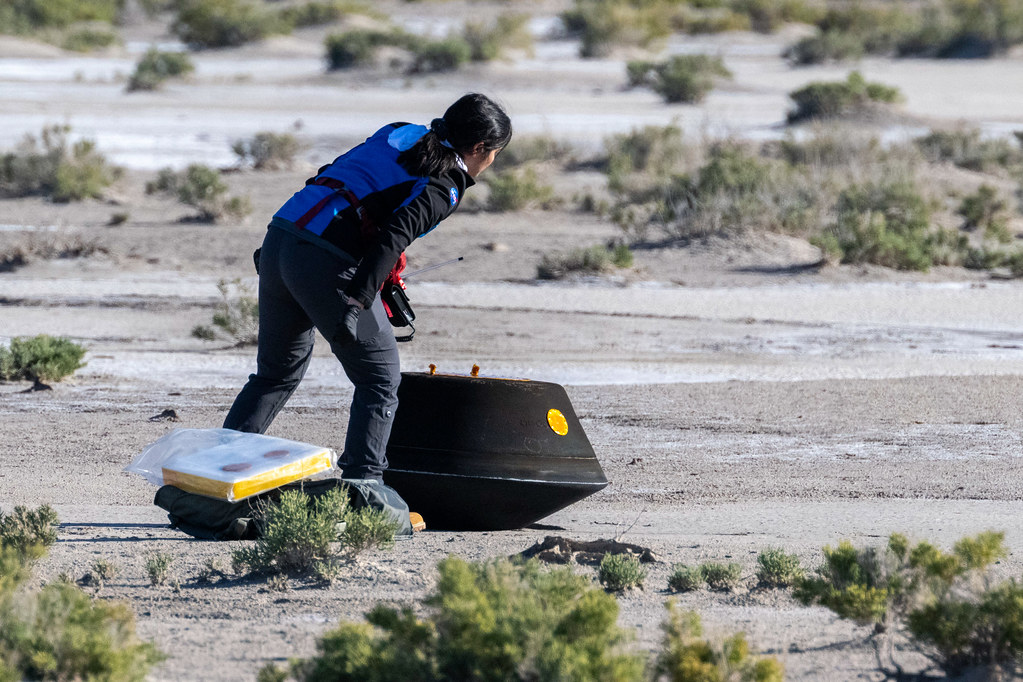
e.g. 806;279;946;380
274;123;432;238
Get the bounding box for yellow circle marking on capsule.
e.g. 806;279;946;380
547;409;569;436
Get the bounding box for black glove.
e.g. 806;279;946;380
252;248;261;275
334;305;361;346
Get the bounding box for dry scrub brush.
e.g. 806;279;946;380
232;131;303;171
786;0;1023;64
0;125;120;202
561;0;821;57
192;278;259;346
795;531;1023;679
127;48;194;92
0;505;163;681
325;15;529;75
602;123;1023;273
146;164;251;222
231;487;399;580
627;55;732;104
0;232;108;273
265;556;782;682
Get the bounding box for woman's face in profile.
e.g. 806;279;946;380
463;145;501;178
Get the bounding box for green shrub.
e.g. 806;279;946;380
172;0;282;48
278;0;348;29
53;138;120;202
0;0;122;32
497;135;575;169
788;71;901;123
144;552;173;586
689;13;752;35
915;127;1023;172
784;4;915;64
700;562;743;591
934;0;1023;57
341;507;400;556
607;136;819;241
605;124;688;194
232;131;302;170
959;184;1012;243
0;547;163;681
778;128;882;167
667;564;704;593
785;0;1023;63
127;48;194;92
462;13;533;62
0;125;119;201
0;335;86;384
817;179;937;271
407;36;472;73
484;166;556;211
730;0;820;33
0;505;59;558
324;29;400;69
233;487;397;577
537;243;632;280
62;25;119;52
192;278;259;345
1003;249;1023;278
682;144;810;238
91;559;119;583
290;557;646;681
598;553;646;592
795;531;1017;678
963;245;1010;271
756;548;803;588
147;164;251;222
196;558;225;584
785;29;870;64
655;601;784;682
561;0;674;57
627;54;732;104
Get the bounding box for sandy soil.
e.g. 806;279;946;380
3;3;1023;680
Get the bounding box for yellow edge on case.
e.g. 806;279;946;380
162;450;334;502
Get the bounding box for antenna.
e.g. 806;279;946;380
403;256;464;280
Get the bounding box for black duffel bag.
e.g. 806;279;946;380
154;476;413;540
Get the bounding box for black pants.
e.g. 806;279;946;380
223;227;400;480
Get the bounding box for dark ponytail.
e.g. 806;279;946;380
398;93;512;176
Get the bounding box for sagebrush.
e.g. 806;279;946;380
537;243;632;280
0;506;163;681
0;125;120;201
172;0;283;48
667;563;704;593
756;548;803;588
655;601;784;682
795;531;1022;679
598;553;646;592
276;556;780;682
627;55;732;104
232;487;399;577
127;48;194;92
788;71;901;123
192;278;259;345
484;166;556;211
147;164;251;222
0;335;87;384
233;131;302;170
286;556;645;681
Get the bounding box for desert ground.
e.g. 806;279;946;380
3;1;1023;679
